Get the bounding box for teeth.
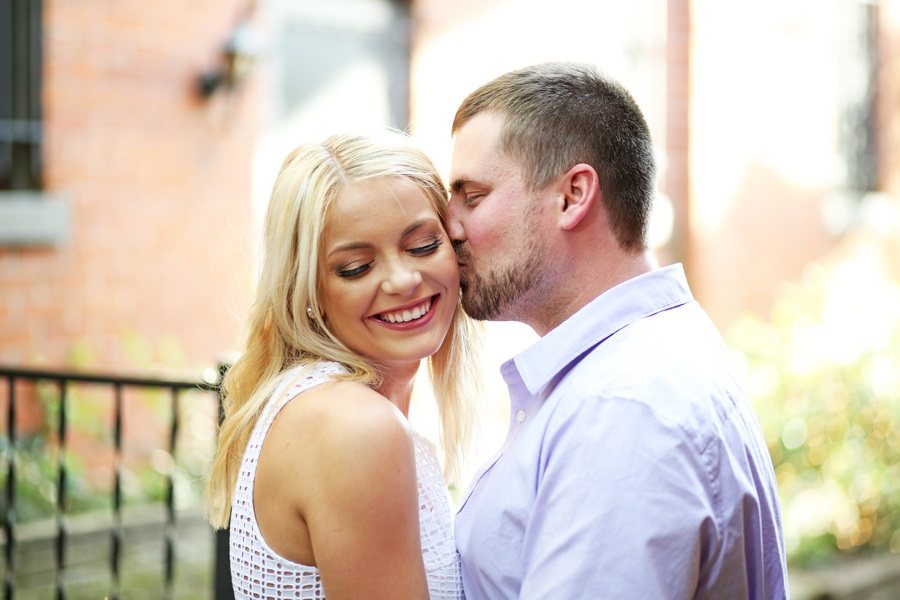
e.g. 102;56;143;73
379;299;431;323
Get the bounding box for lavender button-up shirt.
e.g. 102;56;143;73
455;264;788;599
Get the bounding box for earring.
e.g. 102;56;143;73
306;306;314;318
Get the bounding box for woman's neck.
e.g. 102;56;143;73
374;361;420;417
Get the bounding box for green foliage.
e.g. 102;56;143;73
0;436;108;520
728;250;900;566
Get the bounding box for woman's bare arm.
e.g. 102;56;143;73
262;381;429;600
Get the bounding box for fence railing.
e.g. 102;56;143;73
0;364;233;599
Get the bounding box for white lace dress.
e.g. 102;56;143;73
229;361;464;599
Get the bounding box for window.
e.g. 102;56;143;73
0;0;67;248
0;0;43;191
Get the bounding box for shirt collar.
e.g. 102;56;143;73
511;263;694;395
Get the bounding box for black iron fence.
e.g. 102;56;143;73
0;364;233;599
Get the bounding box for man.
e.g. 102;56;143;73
448;62;788;599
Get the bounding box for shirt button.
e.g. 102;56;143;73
516;409;527;423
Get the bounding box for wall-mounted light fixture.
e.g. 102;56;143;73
197;19;261;99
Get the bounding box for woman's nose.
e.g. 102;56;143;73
380;262;423;296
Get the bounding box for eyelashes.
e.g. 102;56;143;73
408;238;443;256
336;263;369;279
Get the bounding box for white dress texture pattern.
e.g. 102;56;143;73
228;361;464;599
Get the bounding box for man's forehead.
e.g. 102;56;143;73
450;119;514;184
453;111;505;148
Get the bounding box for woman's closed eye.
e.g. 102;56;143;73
336;262;371;279
408;237;443;256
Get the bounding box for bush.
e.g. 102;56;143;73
728;246;900;566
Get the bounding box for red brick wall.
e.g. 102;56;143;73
0;0;261;374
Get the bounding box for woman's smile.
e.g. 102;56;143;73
371;294;439;327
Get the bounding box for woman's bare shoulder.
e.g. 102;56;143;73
268;380;413;474
281;379;407;431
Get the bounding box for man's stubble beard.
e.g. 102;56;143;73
458;238;545;322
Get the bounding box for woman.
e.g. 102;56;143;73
206;131;480;599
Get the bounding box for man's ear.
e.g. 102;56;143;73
557;163;599;231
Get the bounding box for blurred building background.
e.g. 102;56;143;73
4;0;898;372
1;0;261;373
2;0;900;596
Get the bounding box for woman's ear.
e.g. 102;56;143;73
557;163;599;231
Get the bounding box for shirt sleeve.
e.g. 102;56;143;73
519;395;718;600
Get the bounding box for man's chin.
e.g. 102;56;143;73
461;294;494;321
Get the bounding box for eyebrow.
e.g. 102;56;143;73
326;218;436;258
449;178;471;195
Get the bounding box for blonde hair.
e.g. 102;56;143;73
206;131;481;528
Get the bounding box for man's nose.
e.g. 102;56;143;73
447;199;466;243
